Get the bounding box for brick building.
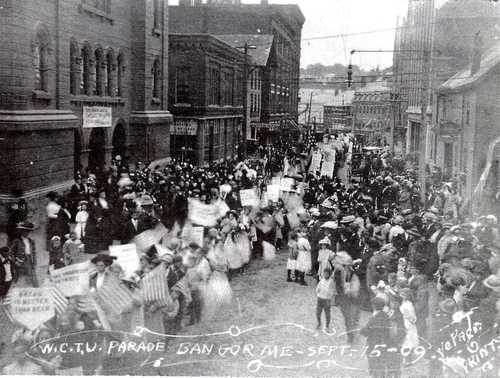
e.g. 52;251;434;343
434;41;500;205
169;0;304;145
168;34;245;165
0;0;172;222
352;81;393;147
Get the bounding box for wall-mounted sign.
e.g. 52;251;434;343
83;106;112;128
170;120;198;135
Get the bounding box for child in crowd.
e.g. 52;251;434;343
62;231;84;265
286;232;298;282
317;237;334;280
315;267;336;332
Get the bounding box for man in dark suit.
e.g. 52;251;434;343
10;222;38;287
121;210;147;244
0;247;13;299
361;297;390;378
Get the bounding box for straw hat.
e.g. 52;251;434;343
16;222;36;231
483;275;500;292
319;237;331;246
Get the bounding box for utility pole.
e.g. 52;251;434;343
418;50;431;205
239;42;256;159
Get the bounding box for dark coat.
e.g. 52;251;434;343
361;310;390;348
10;237;38;286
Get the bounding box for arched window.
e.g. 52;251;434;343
106;49;115;97
33;26;50;92
70;40;79;95
116;52;124;97
81;44;91;95
95;48;104;96
152;58;161;99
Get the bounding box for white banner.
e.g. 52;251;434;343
280;178;295;192
309;152;322;173
190;227;205;247
109;244;140;276
323;148;336;164
239;189;260;207
321;161;335;178
8;288;55;330
50;262;90;297
188;199;220;227
83;106;112;128
267;185;280;202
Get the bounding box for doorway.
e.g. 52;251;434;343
88;128;106;171
112;123;127;160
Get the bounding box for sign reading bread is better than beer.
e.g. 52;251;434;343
83;106;112;128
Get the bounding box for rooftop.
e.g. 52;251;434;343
215;34;274;66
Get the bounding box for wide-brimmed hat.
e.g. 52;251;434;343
392;215;404;225
138;195;154;206
401;209;413;216
483;274;500;292
91;254;117;266
319;237;331;246
334;251;353;266
16;222;36;231
310;208;320;217
340;215;355;224
439;298;458;314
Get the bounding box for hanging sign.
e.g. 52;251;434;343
83;107;112;128
169;120;198;135
309;152;322;173
8;288;55;330
49;261;90;297
321;162;335;178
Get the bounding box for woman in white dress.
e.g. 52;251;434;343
295;229;311;286
399;288;419;350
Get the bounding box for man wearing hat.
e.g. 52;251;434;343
0;246;13;299
307;208;322;278
11;222;38;287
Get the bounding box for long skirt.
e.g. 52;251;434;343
295;251;311;273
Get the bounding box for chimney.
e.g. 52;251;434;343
471;31;483;75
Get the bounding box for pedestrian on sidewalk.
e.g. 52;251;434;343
315;267;336;332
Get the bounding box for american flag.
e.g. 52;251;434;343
141;264;172;307
49;286;69;315
95;276;134;317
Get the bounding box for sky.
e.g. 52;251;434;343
169;0;410;70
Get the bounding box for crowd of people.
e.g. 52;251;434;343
0;132;499;376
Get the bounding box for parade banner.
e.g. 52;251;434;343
239;189;260;207
280;178;295;192
266;185;280;202
188;199;220;227
309;152;322;173
49;261;90;297
321;161;335;178
271;176;281;186
8;288;55;330
323;148;336;164
191;226;205;247
109;243;140;276
133;223;169;252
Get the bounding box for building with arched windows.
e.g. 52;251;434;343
0;0;172;221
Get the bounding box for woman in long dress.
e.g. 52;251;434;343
295;229;311;286
399;288;419;351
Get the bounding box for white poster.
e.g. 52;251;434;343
321;161;335;178
309;152;322;173
190;227;205;247
239;189;260;207
109;244;140;276
83;106;112;128
188;199;220;227
280;178;295;192
8;288;55;330
50;261;90;297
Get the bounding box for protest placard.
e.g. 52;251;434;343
190;226;205;247
280;178;295;192
8;288;55;330
321;161;335;178
239;189;259;207
109;243;140;276
267;185;280;202
188;199;220;227
271;176;281;186
309;152;322;173
50;261;90;297
323;148;336;164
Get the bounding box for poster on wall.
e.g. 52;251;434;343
170;120;198;135
83;107;112;128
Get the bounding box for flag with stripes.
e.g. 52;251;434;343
95;275;134;318
49;286;69;315
141;264;172;308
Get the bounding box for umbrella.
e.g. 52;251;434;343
321;221;338;229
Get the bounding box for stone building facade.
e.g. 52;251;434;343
0;0;172;223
